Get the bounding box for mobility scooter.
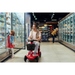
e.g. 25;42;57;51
24;39;41;62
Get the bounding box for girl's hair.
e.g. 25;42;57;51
11;30;15;36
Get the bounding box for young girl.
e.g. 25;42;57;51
7;30;15;58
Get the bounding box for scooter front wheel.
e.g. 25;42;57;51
24;56;27;62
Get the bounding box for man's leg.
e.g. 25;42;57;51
33;41;40;54
52;35;54;42
53;36;55;43
52;35;54;43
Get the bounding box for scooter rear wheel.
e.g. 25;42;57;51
36;57;38;62
39;52;41;57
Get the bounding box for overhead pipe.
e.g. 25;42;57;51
51;13;55;19
32;13;37;20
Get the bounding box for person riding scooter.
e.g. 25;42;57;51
28;22;41;55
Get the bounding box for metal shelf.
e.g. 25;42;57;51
0;26;5;28
6;16;11;18
0;19;5;22
0;14;5;16
0;32;5;33
6;22;11;25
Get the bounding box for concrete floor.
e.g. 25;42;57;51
5;42;75;62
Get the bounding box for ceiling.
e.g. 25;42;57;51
30;12;69;23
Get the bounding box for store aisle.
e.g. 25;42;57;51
5;42;75;62
48;37;58;42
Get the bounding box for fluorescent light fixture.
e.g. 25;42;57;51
44;24;47;26
53;14;54;15
39;27;42;28
34;16;36;18
35;18;37;20
48;25;52;26
51;13;55;19
33;13;34;16
42;26;44;28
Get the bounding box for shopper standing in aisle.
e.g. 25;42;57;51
28;22;41;55
7;30;15;58
51;28;58;43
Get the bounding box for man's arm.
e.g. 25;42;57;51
36;32;41;41
28;36;31;40
37;36;41;41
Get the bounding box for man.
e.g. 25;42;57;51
51;28;58;43
28;22;41;54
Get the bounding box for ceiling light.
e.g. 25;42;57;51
42;26;44;28
33;13;34;16
44;24;47;26
35;18;37;20
51;13;55;19
53;14;54;15
48;25;52;26
39;27;42;28
34;16;36;18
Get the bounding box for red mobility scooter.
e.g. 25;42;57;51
24;39;41;62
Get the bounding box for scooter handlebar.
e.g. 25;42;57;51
28;39;37;42
28;39;41;43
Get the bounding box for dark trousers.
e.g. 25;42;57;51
52;35;55;43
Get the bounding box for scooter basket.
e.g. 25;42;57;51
27;44;35;51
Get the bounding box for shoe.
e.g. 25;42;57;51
33;54;36;56
33;52;38;56
11;55;14;58
11;55;13;58
33;52;36;56
34;52;36;54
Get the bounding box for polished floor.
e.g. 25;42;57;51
5;42;75;62
48;37;58;42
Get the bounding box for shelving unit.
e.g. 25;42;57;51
0;12;6;50
69;14;73;44
11;13;24;49
0;12;25;62
39;25;49;42
67;17;70;43
12;13;19;47
59;13;75;51
41;31;48;42
21;25;24;42
73;14;75;44
6;12;11;33
48;26;50;38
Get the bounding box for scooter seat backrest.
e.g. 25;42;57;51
27;44;35;51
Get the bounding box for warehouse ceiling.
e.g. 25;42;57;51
30;12;69;23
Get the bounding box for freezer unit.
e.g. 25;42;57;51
59;13;75;51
